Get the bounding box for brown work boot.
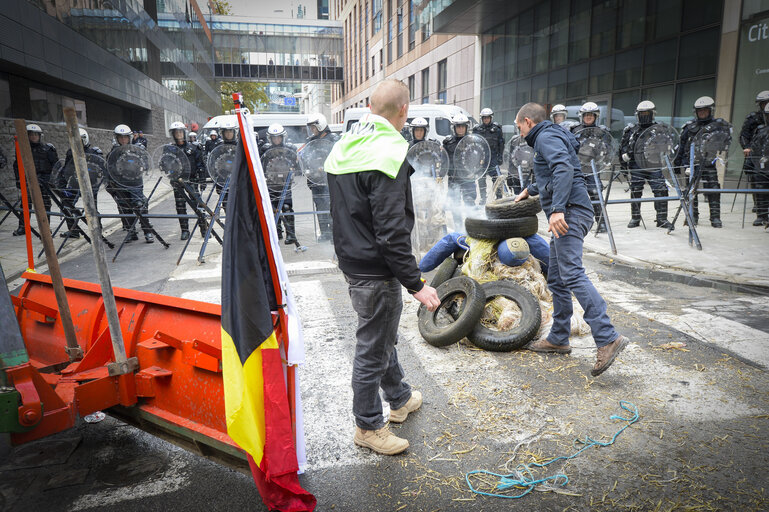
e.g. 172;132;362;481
354;425;409;455
389;390;423;423
527;338;572;354
591;335;630;377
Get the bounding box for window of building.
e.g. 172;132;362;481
647;0;682;40
549;0;570;69
492;25;506;84
642;84;674;125
589;55;614;94
379;49;383;70
533;2;550;73
408;0;416;50
617;0;646;49
567;63;588;98
397;3;404;58
437;59;447;103
517;9;533;78
0;76;11;118
548;68;567;103
421;67;430;103
365;42;370;79
408;74;416;100
674;78;715;127
531;73;548;104
590;0;617;57
373;0;383;33
613;47;643;89
677;27;720;79
682;0;723;31
505;19;518;81
387;10;393;64
569;0;591;63
372;55;376;74
611;89;640;129
644;38;678;85
516;78;531;108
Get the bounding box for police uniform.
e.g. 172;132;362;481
106;143;155;241
205;136;222;155
740;109;766;223
261;141;301;244
748;117;769;224
443;133;475;225
673;117;730;226
213;136;238;212
619;122;672;228
306;129;338;241
13;140;58;235
132;135;148;148
167;140;205;234
571;122;608;231
58;144;105;237
472;120;504;201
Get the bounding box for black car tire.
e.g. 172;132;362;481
485;196;542;219
430;257;458;288
465;216;539;240
467;281;541;352
418;277;486;347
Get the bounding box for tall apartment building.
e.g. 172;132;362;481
330;0;480;123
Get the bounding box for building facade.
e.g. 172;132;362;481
331;0;480;123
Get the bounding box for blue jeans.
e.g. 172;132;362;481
547;206;618;348
346;276;412;430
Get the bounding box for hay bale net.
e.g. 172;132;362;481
460;237;590;337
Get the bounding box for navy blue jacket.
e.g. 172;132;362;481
524;121;592;217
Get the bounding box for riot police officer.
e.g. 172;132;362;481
749;103;769;226
619;101;674;229
205;130;222;155
13;124;58;236
262;123;301;246
673;96;727;228
550;104;568;125
409;117;431;146
188;131;199;145
444;113;473;227
168;121;205;240
132;130;148;148
571;102;608;232
305;113;337;242
740;90;769;225
212;121;238;213
57;128;106;239
108;124;154;243
473;107;504;202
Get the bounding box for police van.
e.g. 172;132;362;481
342;104;476;142
202;113;313;146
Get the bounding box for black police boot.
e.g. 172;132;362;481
283;216;297;245
145;232;155;244
656;219;674;230
627;218;640;228
13;225;25;236
710;217;722;228
180;230;190;241
627;202;641;228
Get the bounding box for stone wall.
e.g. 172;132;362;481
0;118;171;201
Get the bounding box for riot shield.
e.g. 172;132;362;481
750;127;769;172
107;144;152;189
52;154;106;196
574;127;615;171
407;141;449;179
262;146;300;190
153;144;191;182
454;133;490;181
693;120;732;166
298;138;335;186
206;144;238;187
633;123;678;170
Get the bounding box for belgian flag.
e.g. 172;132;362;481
221;108;315;511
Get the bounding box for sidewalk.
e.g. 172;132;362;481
572;193;769;290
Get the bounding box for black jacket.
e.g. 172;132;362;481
307;129;339;144
327;160;423;293
472;122;504;166
60;145;105;196
443;134;465;181
674;117;730;169
618;122;655;170
205;137;223;154
14;141;58;187
740;111;763;149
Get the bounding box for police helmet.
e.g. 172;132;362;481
169;121;186;139
114;124;132;136
188;131;197;141
579;102;600;124
26;124;43;135
209;130;218;138
306;113;328;134
693;96;715;121
756;90;769;107
480;107;494;118
451;113;470;136
79;128;89;147
267;123;286;144
411;117;428;139
763;102;769;124
635;100;656;125
550;104;567;123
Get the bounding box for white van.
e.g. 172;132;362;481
202;113;313;146
342;104;476;142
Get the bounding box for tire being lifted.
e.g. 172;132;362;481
464;216;539;240
467;281;541;352
430;257;458;288
485;196;542;219
418;277;486;347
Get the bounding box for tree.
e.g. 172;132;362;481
210;0;232;15
219;81;270;113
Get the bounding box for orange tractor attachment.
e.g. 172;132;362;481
2;270;249;468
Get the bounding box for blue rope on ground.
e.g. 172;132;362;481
465;401;640;499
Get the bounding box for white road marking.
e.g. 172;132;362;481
595;280;769;369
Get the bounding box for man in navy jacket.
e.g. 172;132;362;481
514;102;628;377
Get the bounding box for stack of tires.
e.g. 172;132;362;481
417;196;543;352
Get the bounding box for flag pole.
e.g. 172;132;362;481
231;94;297;434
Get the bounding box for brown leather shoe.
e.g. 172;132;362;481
591;335;629;376
527;338;572;354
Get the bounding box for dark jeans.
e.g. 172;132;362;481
346;276;412;430
547;206;619;348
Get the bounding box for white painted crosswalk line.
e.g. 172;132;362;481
595;280;769;368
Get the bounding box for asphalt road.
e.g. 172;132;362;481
3;193;769;511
